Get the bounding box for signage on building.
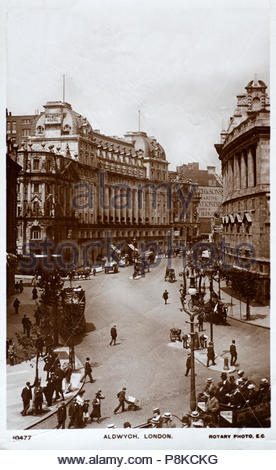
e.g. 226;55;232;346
45;113;62;124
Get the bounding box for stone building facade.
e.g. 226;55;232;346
215;78;270;303
174;163;222;239
15;100;199;269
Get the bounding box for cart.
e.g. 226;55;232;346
170;328;182;342
165;268;176;282
126;396;140;411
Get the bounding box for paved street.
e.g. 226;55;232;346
30;257;269;429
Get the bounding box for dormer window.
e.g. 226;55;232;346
37;126;44;134
63;124;71;134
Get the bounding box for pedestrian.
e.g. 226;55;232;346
33;380;44;414
230;340;237;366
93;268;96;276
162;290;169;305
53;371;65;401
90;390;105;423
110;325;117;346
19;280;24;293
114;387;127;414
13;297;20;314
182;334;188;349
34;308;41;326
205;390;220;424
162;412;176;428
197;313;204;332
22;314;28;334
81;357;93;383
32;287;38;300
151;408;163;427
185;353;191;376
207;342;216;367
83;400;90;424
56;401;67;429
43;378;55;406
68;399;78;428
63;363;73;393
8;340;16;365
15;281;19;292
25;317;32;338
21;381;34;416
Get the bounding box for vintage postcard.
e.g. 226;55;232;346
1;0;275;458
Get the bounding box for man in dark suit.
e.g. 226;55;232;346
114;387;127;414
21;381;33;416
56;401;67;429
207;342;216;367
110;325;117;346
230;340;237;365
81;357;93;383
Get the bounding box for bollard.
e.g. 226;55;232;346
224;357;229;370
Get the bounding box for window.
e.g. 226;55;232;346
37;126;44;134
7;122;11;133
31;227;41;240
33;183;39;193
12;121;16;133
22;129;30;137
23;119;30;124
33;159;39;170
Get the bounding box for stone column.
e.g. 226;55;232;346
247;147;255;187
127;187;132;224
98;185;103;223
104;186;109;223
133;188;138;223
115;187;120;223
234;154;241;190
121;188;127;224
240;150;247;189
109;186;115;223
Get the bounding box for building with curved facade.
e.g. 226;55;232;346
215;78;270;303
15;100;200;267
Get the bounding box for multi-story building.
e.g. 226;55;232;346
215;78;270;303
6;109;38;146
15;100;190;268
174;163;223;239
6;137;21;294
168;171;201;247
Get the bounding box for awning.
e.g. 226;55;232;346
229;214;235;224
128;244;138;252
235;213;242;223
244;212;252;223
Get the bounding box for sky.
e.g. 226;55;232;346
5;0;270;172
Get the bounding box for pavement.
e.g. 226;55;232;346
211;278;270;329
6;285;84;430
9;260;270;429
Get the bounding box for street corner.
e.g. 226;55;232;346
194;349;236;373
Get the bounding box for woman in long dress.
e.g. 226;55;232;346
90;390;105;424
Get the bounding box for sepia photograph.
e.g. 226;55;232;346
2;0;274;454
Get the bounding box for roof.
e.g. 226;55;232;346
174;167;222;187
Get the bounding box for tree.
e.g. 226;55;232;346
228;269;257;320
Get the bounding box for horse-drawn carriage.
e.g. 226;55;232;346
165;268;176;282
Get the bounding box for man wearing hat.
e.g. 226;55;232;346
114;387;127;414
190;410;204;428
110;325;117;346
162;290;169;305
185;353;191;376
230;340;238;366
21;381;34;416
81;357;93;383
245;384;258;407
151;416;161;428
207;342;216;367
56;400;67;429
162;412;176;428
257;379;270;404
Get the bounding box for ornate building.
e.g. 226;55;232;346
174;163;223;240
215;78;270;303
15;100;189;268
168;171;201;247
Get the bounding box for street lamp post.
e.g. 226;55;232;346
180;289;197;412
